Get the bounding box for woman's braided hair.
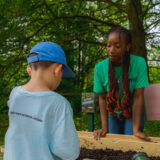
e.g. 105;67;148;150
106;27;132;120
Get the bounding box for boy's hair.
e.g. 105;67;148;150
29;53;54;70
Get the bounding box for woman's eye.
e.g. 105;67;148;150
116;46;120;48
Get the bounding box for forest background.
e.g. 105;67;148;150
0;0;160;150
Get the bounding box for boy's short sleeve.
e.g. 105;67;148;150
135;58;149;88
93;64;105;93
50;102;80;160
7;87;18;108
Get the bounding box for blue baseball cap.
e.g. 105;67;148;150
27;42;75;78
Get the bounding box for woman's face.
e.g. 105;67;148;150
107;32;129;65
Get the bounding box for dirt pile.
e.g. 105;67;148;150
77;148;160;160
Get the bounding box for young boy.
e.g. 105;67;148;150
4;42;80;160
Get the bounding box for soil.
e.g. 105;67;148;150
77;148;160;160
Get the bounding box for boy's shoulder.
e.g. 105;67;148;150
8;87;72;117
51;91;70;105
9;86;70;106
9;86;21;99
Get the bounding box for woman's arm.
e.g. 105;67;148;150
99;93;108;131
93;93;108;139
133;88;151;141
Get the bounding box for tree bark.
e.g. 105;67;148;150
127;0;147;60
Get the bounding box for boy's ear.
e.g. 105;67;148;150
54;64;63;76
27;65;32;76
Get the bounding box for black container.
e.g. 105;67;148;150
132;152;150;160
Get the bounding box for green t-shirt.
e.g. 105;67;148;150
93;54;149;112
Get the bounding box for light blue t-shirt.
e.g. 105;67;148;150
4;86;80;160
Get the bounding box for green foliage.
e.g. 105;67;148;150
144;120;160;137
147;44;160;83
0;0;160;143
149;68;160;84
0;114;9;143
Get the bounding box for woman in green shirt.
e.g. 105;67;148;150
93;27;150;141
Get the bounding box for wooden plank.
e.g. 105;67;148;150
78;131;160;157
1;132;160;158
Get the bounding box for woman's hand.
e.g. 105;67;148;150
133;130;151;142
132;89;151;142
93;129;108;140
94;93;108;140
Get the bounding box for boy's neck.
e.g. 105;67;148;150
22;77;55;92
24;64;60;92
22;82;51;92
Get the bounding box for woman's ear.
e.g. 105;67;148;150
27;65;32;76
127;44;131;52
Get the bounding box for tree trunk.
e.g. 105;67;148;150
127;0;147;60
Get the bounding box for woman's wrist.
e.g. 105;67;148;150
133;127;140;134
101;125;108;131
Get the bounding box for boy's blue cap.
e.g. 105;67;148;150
27;42;75;78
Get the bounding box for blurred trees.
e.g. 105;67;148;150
0;0;160;112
